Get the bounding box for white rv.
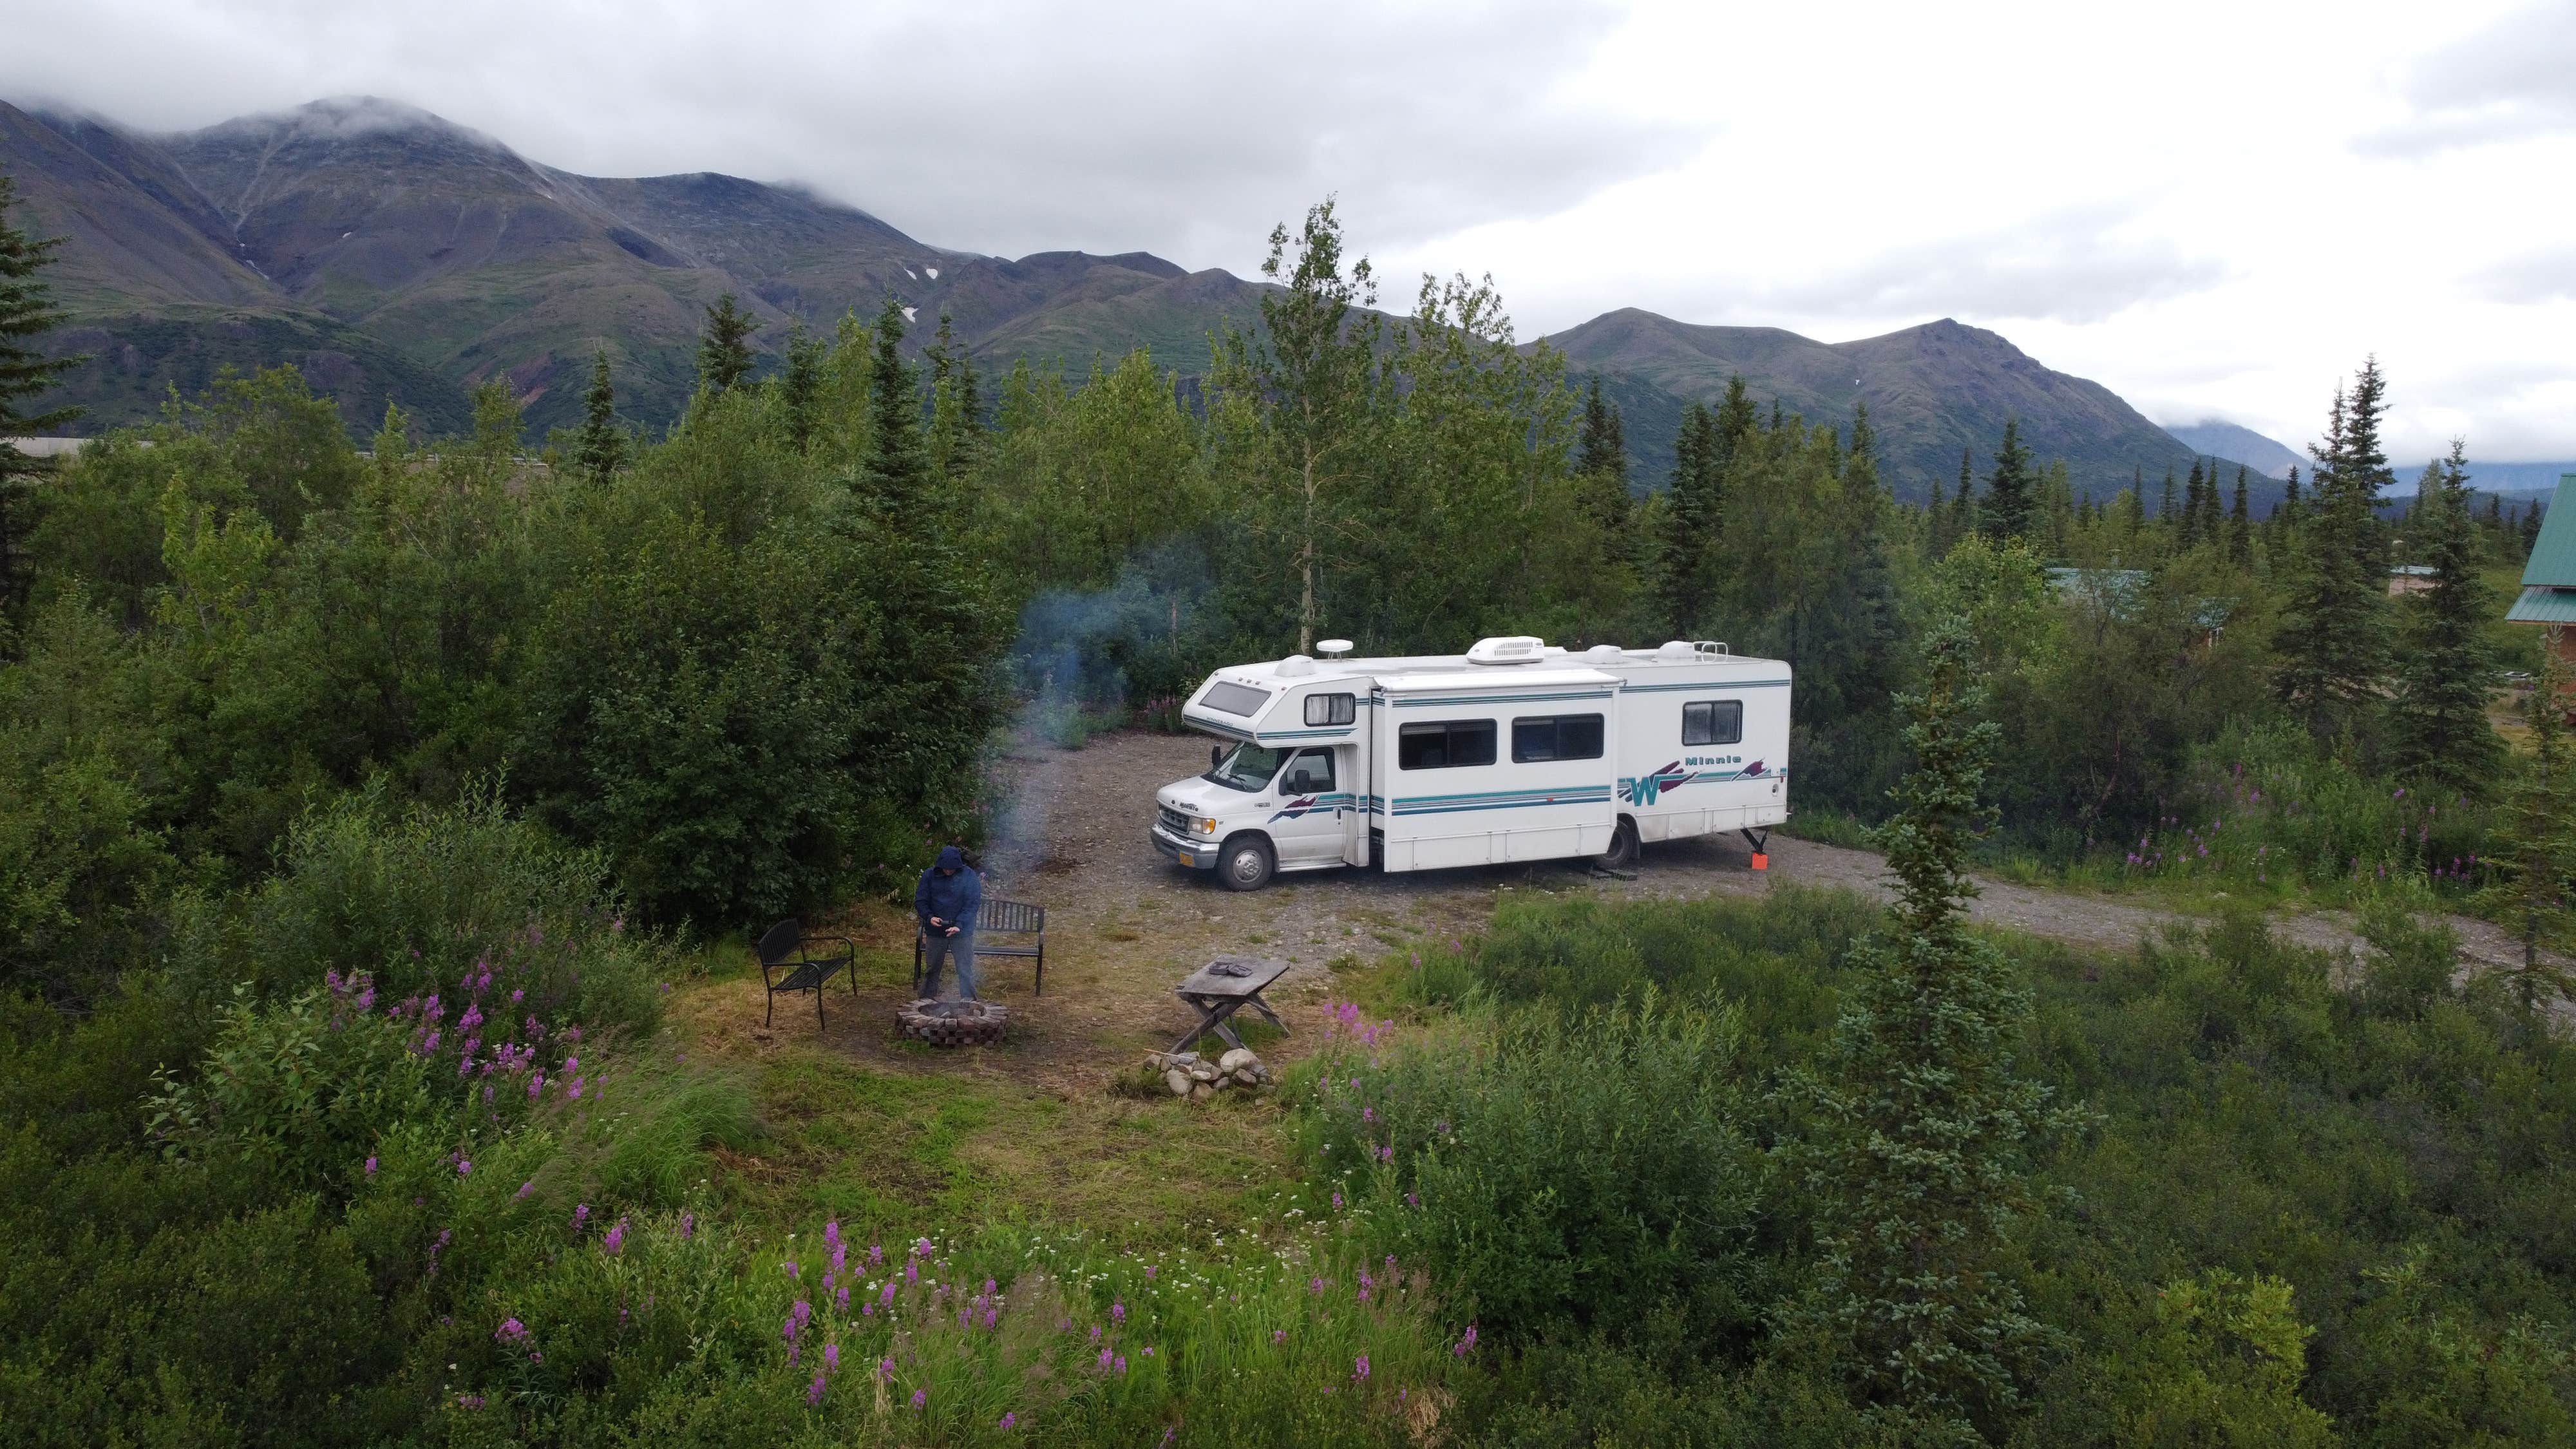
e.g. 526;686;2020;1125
1150;636;1790;890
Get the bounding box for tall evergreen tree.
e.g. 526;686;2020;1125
2228;464;2252;564
696;292;757;393
924;311;983;487
0;169;84;636
1797;614;2056;1426
1573;375;1631;532
2276;368;2394;739
574;350;625;484
779;325;824;453
2480;650;2576;1009
2159;469;2178;530
1714;374;1759;469
2389;442;2504;795
1660;401;1722;632
2179;459;2208;548
856;297;933;516
1980;418;2036;542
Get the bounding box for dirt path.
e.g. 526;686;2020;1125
692;730;2555;1096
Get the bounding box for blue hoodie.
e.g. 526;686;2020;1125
915;846;983;937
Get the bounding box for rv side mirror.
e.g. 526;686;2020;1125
1211;744;1225;769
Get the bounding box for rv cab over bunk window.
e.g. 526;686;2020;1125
1202;681;1271;716
1681;700;1744;746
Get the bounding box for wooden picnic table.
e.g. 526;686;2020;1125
1171;956;1291;1054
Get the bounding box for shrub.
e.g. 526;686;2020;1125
1296;996;1765;1346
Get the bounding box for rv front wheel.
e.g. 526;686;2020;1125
1602;817;1640;870
1218;837;1274;892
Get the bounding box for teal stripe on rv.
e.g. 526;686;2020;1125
1391;690;1616;708
1619;679;1790;692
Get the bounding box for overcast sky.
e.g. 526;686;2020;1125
9;0;2575;465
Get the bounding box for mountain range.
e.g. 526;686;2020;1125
9;95;2258;500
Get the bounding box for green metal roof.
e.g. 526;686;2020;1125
2508;586;2576;624
2521;475;2576;587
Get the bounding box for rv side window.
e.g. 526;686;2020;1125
1303;692;1356;726
1280;749;1335;795
1511;714;1605;762
1397;720;1497;770
1681;700;1743;746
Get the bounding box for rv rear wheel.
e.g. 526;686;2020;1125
1218;837;1275;892
1602;817;1640;870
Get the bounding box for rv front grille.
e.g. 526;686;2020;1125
1159;805;1196;837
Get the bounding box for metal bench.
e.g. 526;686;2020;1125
756;919;855;1030
913;898;1046;996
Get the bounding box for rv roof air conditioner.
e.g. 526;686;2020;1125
1466;635;1546;665
1655;639;1695;661
1582;644;1624;663
1276;654;1317;677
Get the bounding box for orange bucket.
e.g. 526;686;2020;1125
1750;852;1769;871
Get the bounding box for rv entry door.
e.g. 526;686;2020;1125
1269;748;1345;867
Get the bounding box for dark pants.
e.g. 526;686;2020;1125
922;931;979;999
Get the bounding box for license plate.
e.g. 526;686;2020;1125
1177;852;1195;866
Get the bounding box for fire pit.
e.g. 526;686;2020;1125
895;998;1009;1046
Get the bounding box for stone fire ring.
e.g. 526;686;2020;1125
896;998;1009;1046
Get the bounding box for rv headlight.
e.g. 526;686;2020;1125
1200;818;1218;834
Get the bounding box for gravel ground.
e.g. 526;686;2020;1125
760;729;2559;1092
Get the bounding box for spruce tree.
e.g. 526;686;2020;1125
1575;374;1631;532
2159;469;2179;532
1947;446;1977;543
2389;442;2503;795
2275;372;2392;739
2228;465;2252;564
2180;459;2208;548
924;311;983;486
1797;614;2056;1426
0;169;84;635
779;324;824;454
1714;374;1759;468
696;292;757;393
2479;649;2575;1009
1981;418;2036;542
574;350;625;484
1660;401;1721;632
857;296;933;516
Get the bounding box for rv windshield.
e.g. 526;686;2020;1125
1206;743;1289;792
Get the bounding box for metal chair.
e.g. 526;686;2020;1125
756;919;856;1030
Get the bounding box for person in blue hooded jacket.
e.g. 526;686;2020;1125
914;846;984;999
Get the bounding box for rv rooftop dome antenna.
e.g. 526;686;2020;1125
1316;639;1353;658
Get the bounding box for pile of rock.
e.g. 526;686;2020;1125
1144;1046;1271;1100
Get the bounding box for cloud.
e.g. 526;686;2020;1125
2470;245;2576;303
1754;209;2228;325
2358;2;2576;156
0;0;1697;269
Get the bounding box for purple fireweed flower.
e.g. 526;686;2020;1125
603;1219;626;1254
1362;1106;1374;1123
1144;1264;1156;1278
365;1156;377;1176
1001;1411;1016;1429
869;1243;883;1264
837;1286;849;1311
795;1300;811;1329
786;1260;800;1279
1090;1325;1102;1341
1406;1192;1421;1208
783;1315;799;1343
1115;1354;1127;1375
529;1072;545;1098
825;1220;840;1248
1142;1346;1154;1357
985;1278;996;1295
877;1357;895;1383
882;1283;897;1306
575;1204;589;1227
564;1055;578;1075
808;1374;825;1406
1273;1329;1287;1344
985;1307;998;1329
495;1318;529;1345
788;1341;800;1366
911;1388;927;1410
511;988;524;1004
905;1261;918;1285
1331;1193;1343;1209
1354;1354;1369;1380
679;1211;694;1239
824;1342;839;1371
1309;1278;1325;1294
1098;1347;1113;1370
1112;1301;1124;1323
457;1158;472;1177
567;1079;583;1100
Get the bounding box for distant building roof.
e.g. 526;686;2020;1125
2390;564;2438;577
2523;475;2576;589
2508;587;2576;624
